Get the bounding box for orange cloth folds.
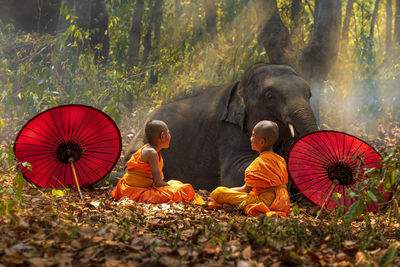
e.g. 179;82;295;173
111;145;204;205
244;184;290;217
245;151;288;195
209;151;290;217
111;179;203;204
124;170;153;188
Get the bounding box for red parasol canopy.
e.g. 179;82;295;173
14;104;122;189
287;130;385;211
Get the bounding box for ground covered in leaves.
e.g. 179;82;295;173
0;120;399;266
0;173;399;267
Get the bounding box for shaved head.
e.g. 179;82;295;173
145;120;168;144
253;120;279;146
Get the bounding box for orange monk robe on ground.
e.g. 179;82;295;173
210;151;290;217
111;145;204;205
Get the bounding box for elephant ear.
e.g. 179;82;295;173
220;81;245;130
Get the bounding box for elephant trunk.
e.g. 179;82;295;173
275;100;318;157
286;100;319;138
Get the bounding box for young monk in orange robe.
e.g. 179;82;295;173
209;120;290;217
111;120;204;204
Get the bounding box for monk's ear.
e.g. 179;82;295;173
260;138;266;146
220;81;245;130
160;131;165;140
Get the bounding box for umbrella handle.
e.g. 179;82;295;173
68;157;83;199
315;179;339;219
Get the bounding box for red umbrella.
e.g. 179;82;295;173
287;130;386;212
14;104;122;194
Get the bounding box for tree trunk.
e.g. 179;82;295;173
341;0;355;44
175;0;181;17
128;0;144;68
153;0;163;45
0;0;61;33
290;0;303;34
142;0;154;65
204;0;217;36
254;0;290;64
386;0;393;56
289;0;303;53
90;0;109;63
149;0;164;84
370;0;380;37
290;0;303;23
299;0;342;124
142;27;152;65
253;0;342;124
395;0;400;44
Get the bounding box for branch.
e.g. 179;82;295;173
254;0;291;64
304;0;315;19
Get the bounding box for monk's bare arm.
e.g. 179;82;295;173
142;149;169;187
231;184;252;193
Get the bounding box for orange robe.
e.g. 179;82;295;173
210;151;290;217
111;145;204;204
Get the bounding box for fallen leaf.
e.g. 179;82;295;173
159;256;180;266
336;252;347;261
283;245;295;251
105;259;123;267
343;240;359;254
2;253;25;264
336;260;352;267
305;250;320;264
11;243;33;251
242;246;252;260
354;251;366;267
343;240;357;248
71;240;81;249
154;246;172;254
177;247;187;256
197;236;208;243
237;259;253;267
203;242;221;255
28;257;49;267
92;236;103;243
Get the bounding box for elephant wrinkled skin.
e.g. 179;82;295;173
126;64;319;191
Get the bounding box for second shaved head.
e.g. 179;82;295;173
253;120;279;146
145;120;168;144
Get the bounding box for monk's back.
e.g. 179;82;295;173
124;145;163;188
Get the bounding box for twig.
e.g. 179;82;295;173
304;0;315;19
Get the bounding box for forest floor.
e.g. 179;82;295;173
0;118;399;266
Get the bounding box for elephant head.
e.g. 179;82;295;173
221;64;318;156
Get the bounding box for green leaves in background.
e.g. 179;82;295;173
344;200;365;227
379;242;399;267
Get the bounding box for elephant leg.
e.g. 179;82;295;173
219;152;257;187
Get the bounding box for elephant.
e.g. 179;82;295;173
125;63;319;191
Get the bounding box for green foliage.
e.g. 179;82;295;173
379;242;399;267
0;0;397;134
344;200;366;227
52;188;69;196
0;146;26;216
342;147;400;227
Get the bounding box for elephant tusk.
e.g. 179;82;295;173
288;123;295;138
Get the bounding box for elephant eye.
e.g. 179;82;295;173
264;91;275;101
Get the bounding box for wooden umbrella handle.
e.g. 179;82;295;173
315;179;339;219
68;157;83;199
